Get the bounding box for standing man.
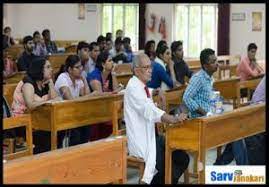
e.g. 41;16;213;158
124;53;190;184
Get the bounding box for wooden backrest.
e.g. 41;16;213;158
65;45;77;53
114;64;133;74
3;114;33;160
54;40;81;48
185;58;200;67
4;136;127;184
4;45;24;61
4;71;26;84
48;53;75;73
3;83;18;107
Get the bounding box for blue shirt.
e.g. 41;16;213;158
147;61;173;89
87;68;112;92
183;69;214;118
125;49;134;63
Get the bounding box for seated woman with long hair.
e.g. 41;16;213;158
86;51;123;141
11;56;61;154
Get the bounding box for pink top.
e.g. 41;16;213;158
236;56;264;81
11;80;49;116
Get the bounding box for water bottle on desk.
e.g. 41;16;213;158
215;91;224;114
208;92;217;116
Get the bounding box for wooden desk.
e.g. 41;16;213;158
4;136;127;184
5;71;26;84
3;83;18;107
3;114;33;160
30;94;123;150
165;103;265;184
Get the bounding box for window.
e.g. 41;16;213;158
175;4;218;58
102;4;139;51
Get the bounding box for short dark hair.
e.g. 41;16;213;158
97;35;106;44
200;48;215;68
41;29;50;37
33;31;40;38
23;35;33;44
247;43;258;51
123;37;131;44
77;41;89;53
106;32;112;39
116;29;123;35
115;37;123;45
171;40;183;54
156;45;169;59
26;56;47;81
89;42;98;51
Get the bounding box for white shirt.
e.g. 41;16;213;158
54;72;84;99
155;57;170;91
84;57;95;74
124;76;165;184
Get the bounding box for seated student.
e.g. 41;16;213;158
86;52;123;141
87;42;100;74
156;40;167;50
55;54;97;146
236;43;264;99
42;29;58;54
87;51;123;93
147;45;179;90
171;40;193;85
115;29;124;40
144;40;156;62
106;38;114;56
77;41;90;78
182;48;249;165
32;31;47;56
17;35;36;71
3;49;18;79
11;57;61;154
111;37;128;64
3;26;15;49
123;37;134;63
237;43;264;81
97;35;107;53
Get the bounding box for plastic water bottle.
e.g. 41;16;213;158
209;92;217;115
215;91;224;114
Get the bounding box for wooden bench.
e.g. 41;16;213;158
3;83;18;107
4;71;26;84
54;40;81;48
3;114;33;161
4;136;127;184
30;94;123;150
65;45;77;53
4;45;24;61
165;103;265;184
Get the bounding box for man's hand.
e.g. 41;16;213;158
175;113;188;123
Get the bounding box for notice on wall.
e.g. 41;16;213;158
252;12;262;31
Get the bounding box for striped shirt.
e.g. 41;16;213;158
183;69;214;118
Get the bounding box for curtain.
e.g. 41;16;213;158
217;4;230;55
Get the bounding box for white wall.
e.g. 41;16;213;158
4;3;266;59
4;3;101;42
230;3;266;60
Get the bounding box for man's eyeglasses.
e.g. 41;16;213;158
136;65;152;70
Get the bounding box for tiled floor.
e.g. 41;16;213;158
127;104;236;184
